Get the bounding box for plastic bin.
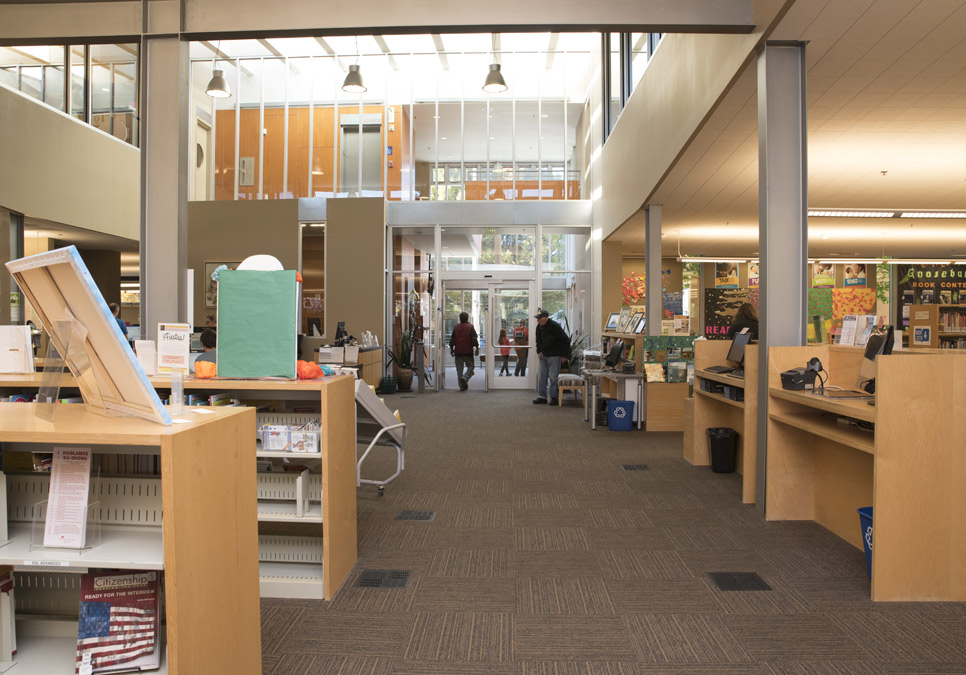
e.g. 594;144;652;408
706;427;737;473
857;507;873;579
379;376;398;395
606;400;635;431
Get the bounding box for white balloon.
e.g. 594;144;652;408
237;254;284;271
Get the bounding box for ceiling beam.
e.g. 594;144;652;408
373;35;400;71
633;33;648;53
200;40;253;76
545;33;559;70
431;34;449;71
313;37;350;72
259;38;301;74
2;46;49;65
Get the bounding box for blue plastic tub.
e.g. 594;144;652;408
857;506;873;579
606;400;634;431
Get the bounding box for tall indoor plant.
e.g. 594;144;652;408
387;289;420;391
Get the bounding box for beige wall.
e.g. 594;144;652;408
325;198;385;346
601;240;622;329
75;248;121;307
187;200;300;327
0;86;140;242
598;0;791;241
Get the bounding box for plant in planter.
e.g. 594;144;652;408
387;290;421;392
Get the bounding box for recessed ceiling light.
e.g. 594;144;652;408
440;136;447;140
540;114;549;118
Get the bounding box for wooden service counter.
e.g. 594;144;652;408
688;340;758;504
767;345;966;601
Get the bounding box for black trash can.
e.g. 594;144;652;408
706;427;737;473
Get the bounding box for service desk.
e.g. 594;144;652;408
767;346;966;601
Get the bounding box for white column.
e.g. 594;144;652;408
756;41;808;510
645;204;662;336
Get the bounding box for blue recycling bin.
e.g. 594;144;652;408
857;507;873;579
606;400;635;431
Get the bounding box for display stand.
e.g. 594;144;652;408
355;379;406;495
689;340;758;503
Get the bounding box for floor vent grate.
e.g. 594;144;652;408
395;510;436;521
621;464;649;471
708;572;772;591
357;570;412;588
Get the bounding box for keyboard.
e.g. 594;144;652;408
705;365;733;374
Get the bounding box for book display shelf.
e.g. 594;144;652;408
0;373;358;602
688;340;758;504
906;303;966;349
766;346;966;601
0;404;261;673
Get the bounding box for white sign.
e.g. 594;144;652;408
839;315;858;346
44;447;92;549
157;323;191;374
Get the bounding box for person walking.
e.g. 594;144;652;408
513;319;529;376
532;310;568;405
498;329;511;376
449;311;479;391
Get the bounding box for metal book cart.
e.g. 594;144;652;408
355;379;406;496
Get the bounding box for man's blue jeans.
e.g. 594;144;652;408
536;355;562;400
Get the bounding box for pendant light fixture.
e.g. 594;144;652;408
342;37;367;93
205;40;232;99
483;62;507;93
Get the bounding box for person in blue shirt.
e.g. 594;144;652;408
109;303;128;338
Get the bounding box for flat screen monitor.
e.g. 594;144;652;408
725;330;752;366
856;325;894;392
335;321;346;340
604;340;625;369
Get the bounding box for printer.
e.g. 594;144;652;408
780;367;818;391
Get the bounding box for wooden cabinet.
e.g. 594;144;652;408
0;404;261;673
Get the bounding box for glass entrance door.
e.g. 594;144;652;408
487;282;535;390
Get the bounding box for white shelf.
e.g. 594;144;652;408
257;501;322;523
0;524;163;571
259;562;324;600
10;619;167;675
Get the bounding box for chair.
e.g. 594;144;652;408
557;373;586;406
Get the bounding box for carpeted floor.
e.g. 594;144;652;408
261;389;966;674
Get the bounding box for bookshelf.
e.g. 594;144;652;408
766;347;966;601
689;340;758;503
0;404;261;673
907;303;966;349
0;374;359;602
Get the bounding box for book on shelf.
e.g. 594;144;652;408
940;290;953;304
208;392;231;406
921;289;935;304
75;570;160;675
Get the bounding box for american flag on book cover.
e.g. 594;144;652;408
75;603;156;673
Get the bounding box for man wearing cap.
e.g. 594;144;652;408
532;310;569;405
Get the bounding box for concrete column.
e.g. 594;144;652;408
756;42;808;511
140;36;189;339
645;205;662;336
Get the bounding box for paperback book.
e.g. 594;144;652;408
75;570;160;674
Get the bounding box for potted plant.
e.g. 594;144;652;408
387;331;415;392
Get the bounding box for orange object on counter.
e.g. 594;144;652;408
194;361;217;379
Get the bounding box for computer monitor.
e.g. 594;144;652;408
604;340;625;369
335;321;346;345
856;325;894;393
725;330;752;366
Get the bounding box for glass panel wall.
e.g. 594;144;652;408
440;226;535;271
0;46;65;111
190;33;594;202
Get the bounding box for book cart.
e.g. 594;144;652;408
0;373;358;602
0;404;261;673
688;340;759;503
766;347;966;601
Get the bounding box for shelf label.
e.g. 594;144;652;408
23;560;70;567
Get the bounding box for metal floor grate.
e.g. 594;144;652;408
395;510;436;521
621;464;649;471
707;572;772;591
357;570;412;588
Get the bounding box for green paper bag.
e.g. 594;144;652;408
217;270;297;378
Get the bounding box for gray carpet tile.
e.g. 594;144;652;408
259;388;966;673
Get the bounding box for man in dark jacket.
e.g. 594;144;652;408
532;310;568;405
449;311;479;391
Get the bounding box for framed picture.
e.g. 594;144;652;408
617;307;632;332
633;316;646;334
605;312;620;331
204;262;239;308
628;312;644;333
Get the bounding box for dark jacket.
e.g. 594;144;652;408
449;321;478;356
535;319;569;358
727;320;759;341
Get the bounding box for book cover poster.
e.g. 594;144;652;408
748;286;760;311
748;262;759;287
76;570;160;674
704;288;749;339
832;288;876;318
812;263;835;288
714;263;739;288
843;263;868;287
662;291;684;319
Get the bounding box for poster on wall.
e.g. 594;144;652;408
843;263;868;287
204;262;240;308
812;263;835;288
662;291;683;319
748;262;759;287
704;288;749;339
714;262;739;288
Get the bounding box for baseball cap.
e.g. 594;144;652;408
534;310;549;319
